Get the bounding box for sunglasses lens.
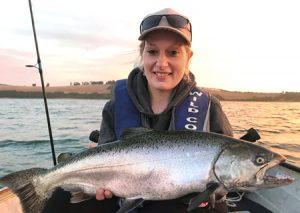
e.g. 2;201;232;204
141;16;162;31
167;15;189;28
140;15;191;35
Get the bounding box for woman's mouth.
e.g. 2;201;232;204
153;72;172;77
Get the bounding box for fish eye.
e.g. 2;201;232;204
255;156;266;165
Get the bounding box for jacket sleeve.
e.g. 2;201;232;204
209;95;233;137
97;99;117;144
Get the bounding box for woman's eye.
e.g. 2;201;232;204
169;50;179;56
147;50;158;55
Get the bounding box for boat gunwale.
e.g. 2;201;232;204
280;162;300;173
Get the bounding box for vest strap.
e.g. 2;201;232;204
114;80;141;139
175;88;210;131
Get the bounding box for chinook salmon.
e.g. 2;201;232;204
0;128;294;213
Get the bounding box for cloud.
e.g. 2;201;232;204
2;0;300;91
38;28;138;51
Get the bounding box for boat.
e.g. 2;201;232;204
1;161;299;213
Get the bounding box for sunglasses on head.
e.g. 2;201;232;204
140;14;192;35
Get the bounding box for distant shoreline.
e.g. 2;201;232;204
0;84;113;99
0;85;299;101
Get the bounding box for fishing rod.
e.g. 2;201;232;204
26;0;57;166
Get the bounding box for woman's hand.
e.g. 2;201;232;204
87;142;97;149
95;188;113;200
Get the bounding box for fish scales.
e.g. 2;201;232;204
43;131;224;199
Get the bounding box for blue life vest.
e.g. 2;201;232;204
114;79;211;139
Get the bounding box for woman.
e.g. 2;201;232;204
95;8;233;213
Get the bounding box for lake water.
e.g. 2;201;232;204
0;99;299;179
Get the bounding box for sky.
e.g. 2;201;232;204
0;0;300;92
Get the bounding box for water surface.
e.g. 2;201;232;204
0;99;299;178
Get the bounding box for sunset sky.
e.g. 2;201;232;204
1;0;299;92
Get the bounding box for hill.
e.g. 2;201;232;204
0;84;299;101
0;85;112;99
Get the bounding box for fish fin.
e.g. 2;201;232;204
0;168;49;213
187;182;220;212
178;192;199;204
116;198;144;213
57;152;73;163
120;127;153;140
210;193;216;209
69;190;92;203
239;127;261;143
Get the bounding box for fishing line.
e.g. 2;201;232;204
26;0;57;166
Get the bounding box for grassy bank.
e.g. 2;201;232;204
0;90;112;99
0;85;299;101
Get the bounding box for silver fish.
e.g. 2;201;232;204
0;128;294;213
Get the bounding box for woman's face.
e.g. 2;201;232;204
142;31;193;94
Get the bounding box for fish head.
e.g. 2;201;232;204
213;140;294;191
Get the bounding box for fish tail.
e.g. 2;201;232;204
0;168;48;213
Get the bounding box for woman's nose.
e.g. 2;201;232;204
156;54;168;68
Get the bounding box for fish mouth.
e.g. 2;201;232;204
263;169;294;186
257;155;294;187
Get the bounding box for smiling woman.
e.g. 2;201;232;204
90;8;233;213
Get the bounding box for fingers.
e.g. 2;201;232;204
87;143;97;149
104;190;113;199
96;188;105;200
95;188;113;200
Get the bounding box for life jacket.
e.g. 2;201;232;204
114;79;211;139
